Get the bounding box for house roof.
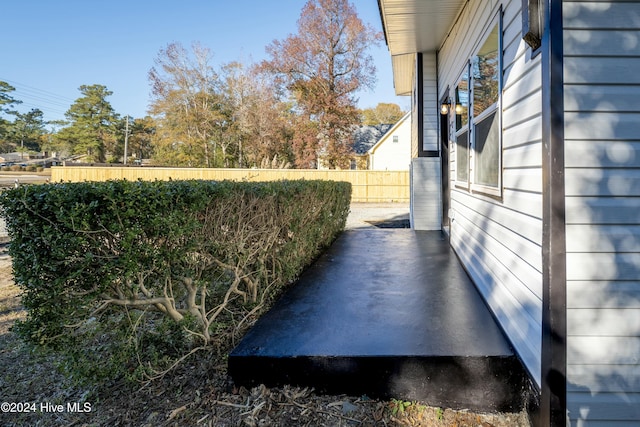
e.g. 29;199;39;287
368;112;411;155
0;152;25;162
378;0;467;95
352;123;394;155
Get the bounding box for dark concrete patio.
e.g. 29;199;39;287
228;229;528;412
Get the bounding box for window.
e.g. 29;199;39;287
452;12;502;196
472;23;501;190
474;110;500;186
393;135;399;143
455;68;470;184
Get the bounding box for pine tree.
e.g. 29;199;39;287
54;84;119;162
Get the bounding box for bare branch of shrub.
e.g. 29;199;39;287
0;179;351;383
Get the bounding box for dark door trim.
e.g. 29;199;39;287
416;53;427;158
439;90;450;229
538;0;567;425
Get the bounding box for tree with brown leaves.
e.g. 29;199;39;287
263;0;382;169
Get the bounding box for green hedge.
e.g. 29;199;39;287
0;179;351;382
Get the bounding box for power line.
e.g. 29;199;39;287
13;91;71;108
0;78;74;121
0;78;75;104
15;101;68;117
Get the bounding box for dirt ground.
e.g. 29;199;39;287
0;238;530;427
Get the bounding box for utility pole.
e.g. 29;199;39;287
123;115;130;165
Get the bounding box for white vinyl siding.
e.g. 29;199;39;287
564;0;640;424
411;158;442;230
439;0;544;384
369;115;411;171
411;55;420;159
411;54;443;230
423;55;439;152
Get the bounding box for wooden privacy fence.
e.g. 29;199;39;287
50;167;410;203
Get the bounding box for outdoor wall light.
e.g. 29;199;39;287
440;99;464;115
440;99;451;115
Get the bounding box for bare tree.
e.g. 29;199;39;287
148;42;226;167
223;62;295;168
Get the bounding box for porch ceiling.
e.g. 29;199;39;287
378;0;466;95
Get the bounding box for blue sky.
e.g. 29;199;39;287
1;1;408;124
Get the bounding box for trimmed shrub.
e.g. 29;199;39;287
9;165;22;172
0;179;351;383
25;165;37;172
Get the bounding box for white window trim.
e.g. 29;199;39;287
470;9;503;198
454;63;471;190
451;8;503;199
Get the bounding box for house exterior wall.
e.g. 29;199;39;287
369;117;411;170
439;0;544;384
563;1;640;423
423;55;439;153
411;157;442;230
411;56;420;159
411;53;443;230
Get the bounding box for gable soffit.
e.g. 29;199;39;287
378;0;466;95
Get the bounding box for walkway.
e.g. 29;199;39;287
229;229;528;412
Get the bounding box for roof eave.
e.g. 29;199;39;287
378;0;467;95
391;54;415;96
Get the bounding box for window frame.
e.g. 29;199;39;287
454;64;471;189
470;12;503;197
451;8;503;198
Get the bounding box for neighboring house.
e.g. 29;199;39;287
350;112;411;170
319;118;410;170
351;123;393;169
0;152;29;164
367;112;411;170
378;1;640;426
